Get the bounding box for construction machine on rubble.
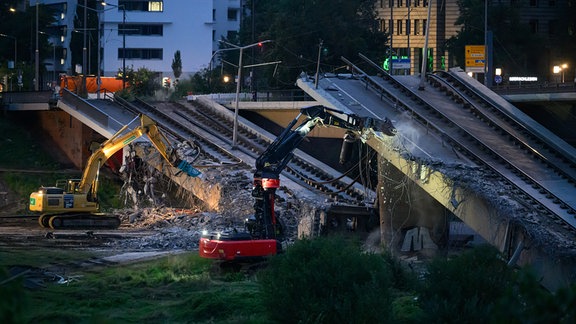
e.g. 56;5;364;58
199;105;396;261
29;114;200;229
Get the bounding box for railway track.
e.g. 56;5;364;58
117;97;377;205
348;54;576;232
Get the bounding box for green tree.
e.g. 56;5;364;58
218;0;388;90
115;66;159;99
0;1;55;90
171;50;182;81
419;245;516;322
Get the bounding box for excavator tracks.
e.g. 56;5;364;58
39;213;121;230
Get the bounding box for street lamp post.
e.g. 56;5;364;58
219;39;272;149
35;1;39;91
418;0;432;90
78;3;116;99
83;0;87;76
101;2;126;89
38;31;56;87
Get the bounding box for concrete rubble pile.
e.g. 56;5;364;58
106;169;306;251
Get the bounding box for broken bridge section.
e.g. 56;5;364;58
297;67;576;291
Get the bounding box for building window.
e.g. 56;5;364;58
549;0;556;6
529;19;539;33
414;19;420;35
119;24;163;36
529;0;538;6
389;19;394;34
148;1;163;11
397;0;403;6
406;19;410;35
228;8;238;21
380;19;386;32
119;1;164;12
423;19;427;35
549;20;557;35
119;48;163;60
397;20;402;35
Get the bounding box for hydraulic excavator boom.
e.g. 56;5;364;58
29;114;200;229
199;105;396;260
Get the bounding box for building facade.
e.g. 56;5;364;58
376;0;573;81
31;0;244;85
376;0;460;75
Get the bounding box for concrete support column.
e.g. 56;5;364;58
378;154;396;251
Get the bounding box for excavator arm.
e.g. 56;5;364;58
30;113;200;229
77;114;191;200
199;105;395;260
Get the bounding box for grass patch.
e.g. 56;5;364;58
1;252;269;324
0;248;101;269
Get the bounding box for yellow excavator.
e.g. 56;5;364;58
29;114;200;229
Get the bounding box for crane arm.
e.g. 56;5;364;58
248;105;396;240
255;105;395;179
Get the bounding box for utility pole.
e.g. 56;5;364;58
35;1;39;91
220;39;272;149
418;0;432;91
315;39;323;89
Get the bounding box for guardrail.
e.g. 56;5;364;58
491;82;576;95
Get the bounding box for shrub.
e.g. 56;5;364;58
418;245;515;323
258;237;403;323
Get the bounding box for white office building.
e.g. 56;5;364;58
32;0;243;83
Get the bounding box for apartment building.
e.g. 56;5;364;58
376;0;571;80
31;0;243;84
376;0;460;75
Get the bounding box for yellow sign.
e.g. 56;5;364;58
465;45;485;72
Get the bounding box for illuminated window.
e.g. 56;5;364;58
120;1;164;12
149;1;163;12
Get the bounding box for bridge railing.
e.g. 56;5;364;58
491;82;576;95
